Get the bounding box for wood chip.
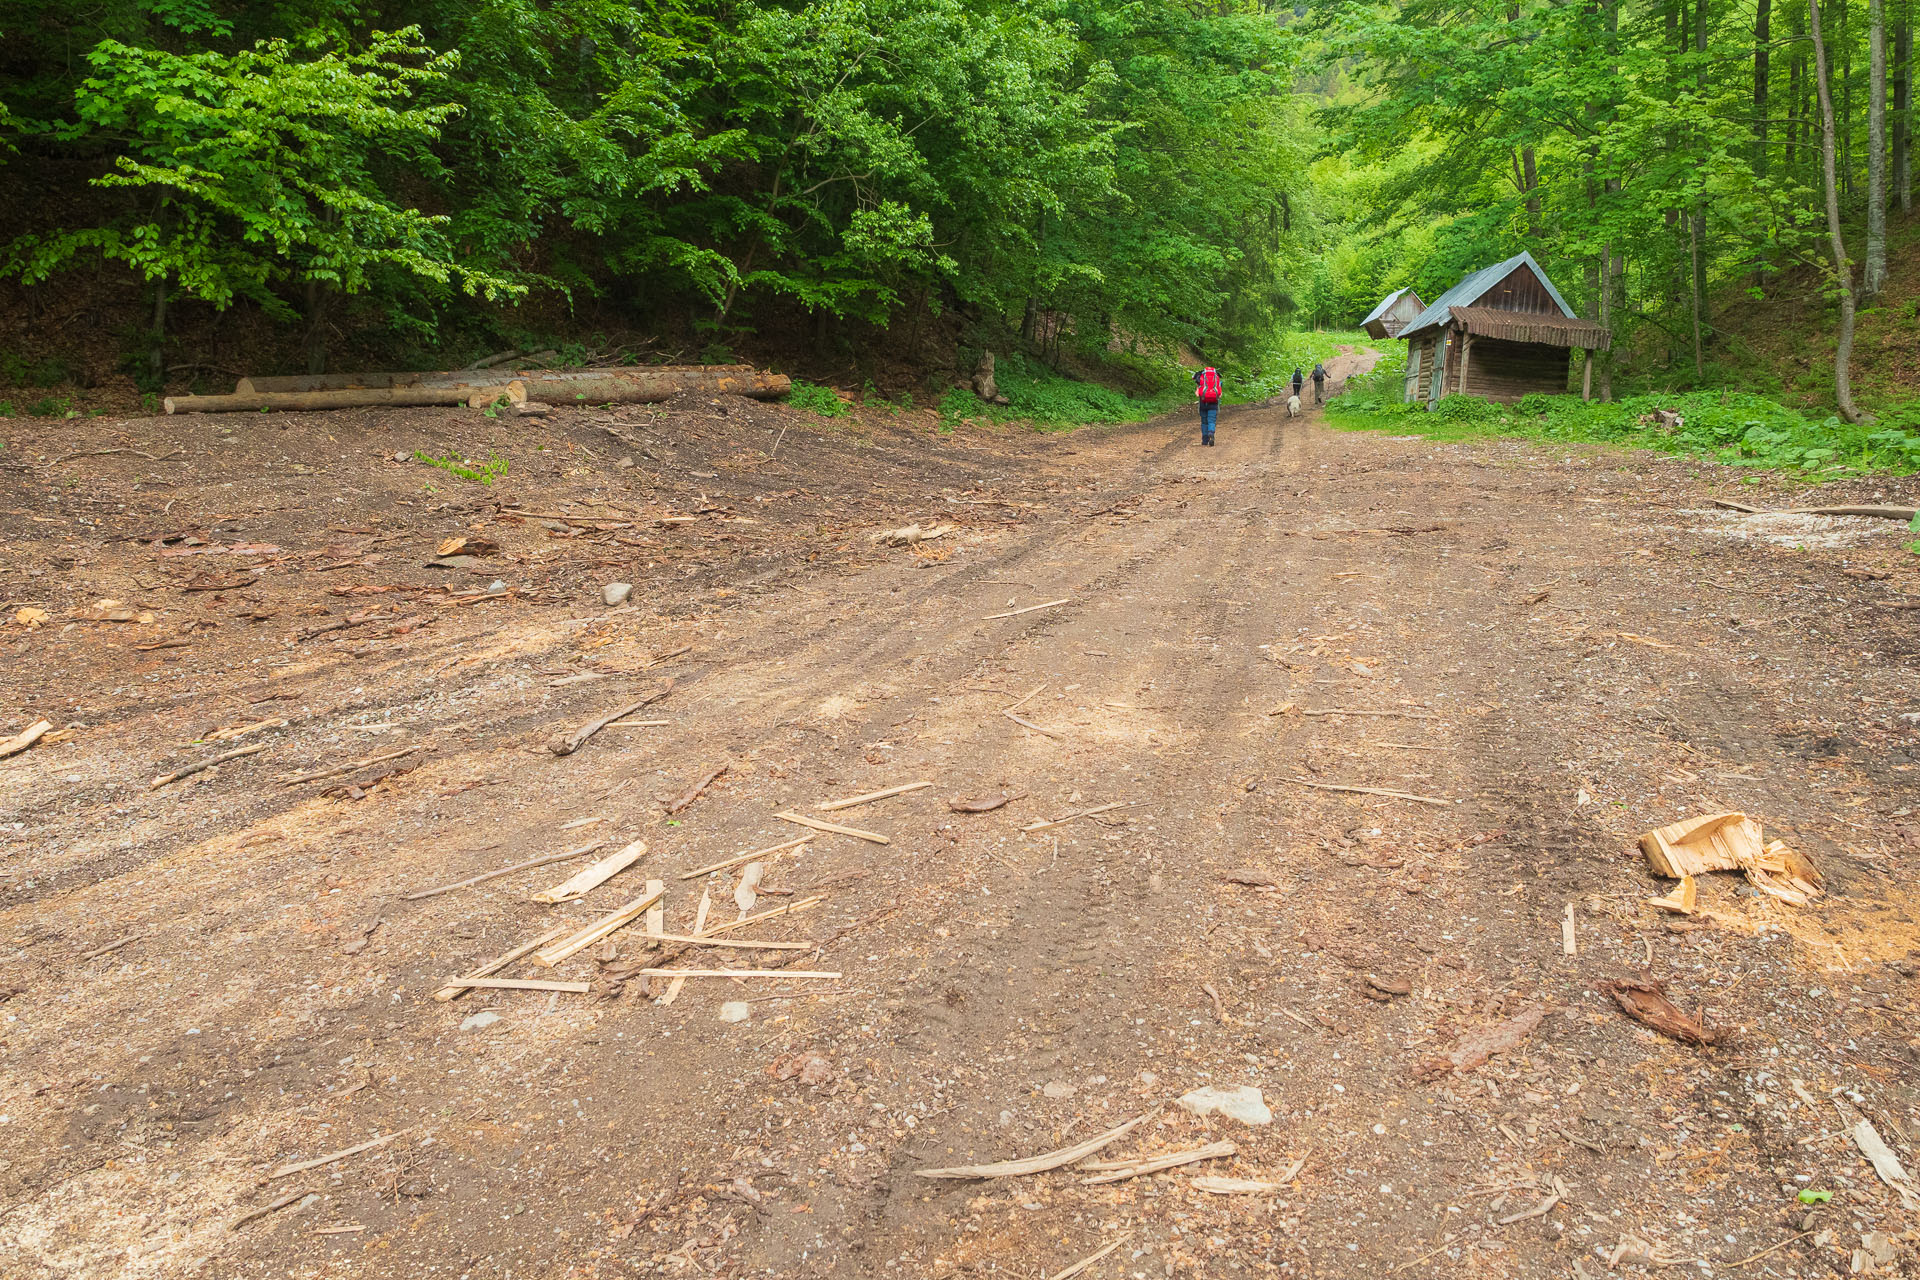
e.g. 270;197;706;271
1002;709;1066;739
531;838;647;903
1081;1141;1234;1185
983;597;1070;620
80;933;149;961
948;794;1014;813
775;811;889;844
1281;778;1453;806
1021;801;1138;832
550;681;672;756
0;719;55;760
534;886;667;967
1851;1119;1920;1210
664;762;729;814
228;1186;319;1231
433;924;572;1001
814;781;933;811
1046;1238;1126;1280
626;968;840;980
1295;707;1436;720
279;744;423;787
678;836;812;881
269;1128;415;1179
916;1109;1154;1178
149;741;271;789
405;843;605;902
1193;1174;1287;1195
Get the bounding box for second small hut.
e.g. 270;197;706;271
1396;251;1609;406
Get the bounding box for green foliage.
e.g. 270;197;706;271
0;350;76;387
937;352;1183;429
5;28;519;319
414;447;508;485
1332;362;1920;475
788;380;849;417
28;396;75;417
2;0;1312;371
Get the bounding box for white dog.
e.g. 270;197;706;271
1286;393;1301;418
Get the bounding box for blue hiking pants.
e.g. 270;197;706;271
1199;402;1218;443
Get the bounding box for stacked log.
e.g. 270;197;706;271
163;365;790;414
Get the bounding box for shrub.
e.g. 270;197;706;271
788;380;849;417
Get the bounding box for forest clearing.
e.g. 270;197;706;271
2;365;1918;1278
6;0;1920;1275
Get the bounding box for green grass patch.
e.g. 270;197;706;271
942;352;1183;430
789;379;850;417
1328;358;1920;476
1218;329;1374;404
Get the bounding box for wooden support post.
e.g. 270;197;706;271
1581;348;1594;401
1456;333;1473;397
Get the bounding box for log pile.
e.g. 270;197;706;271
163;364;791;415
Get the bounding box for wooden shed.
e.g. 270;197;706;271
1360;287;1424;339
1398;252;1609;406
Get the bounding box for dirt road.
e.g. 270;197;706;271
2;378;1917;1279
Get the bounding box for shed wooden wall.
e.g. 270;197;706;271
1380;292;1423;337
1406;332;1443;404
1477;266;1561;315
1461;336;1569;402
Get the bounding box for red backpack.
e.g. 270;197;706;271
1196;367;1221;403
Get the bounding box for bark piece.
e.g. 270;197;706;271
1599;979;1723;1046
1418;1006;1547;1077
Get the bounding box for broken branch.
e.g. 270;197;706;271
149;741;271;790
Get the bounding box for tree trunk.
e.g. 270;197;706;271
1843;0;1855;197
148;275;168;388
1522;147;1542;235
1691;0;1709;377
1756;0;1773;172
1895;0;1912;211
302;280;333;376
1868;0;1890;295
1809;0;1870;422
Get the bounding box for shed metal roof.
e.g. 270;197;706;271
1360;286;1419;330
1400;251;1575;339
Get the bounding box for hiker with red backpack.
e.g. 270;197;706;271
1192;365;1222;446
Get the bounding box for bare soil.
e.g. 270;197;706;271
2;358;1918;1280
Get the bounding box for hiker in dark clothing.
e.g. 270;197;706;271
1290;367;1304;399
1311;362;1327;404
1192;366;1221;445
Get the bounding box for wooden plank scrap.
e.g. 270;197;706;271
916;1110;1154;1179
1;719;55;760
983;598;1070;621
814;781;932;811
1081;1141;1234;1185
441;977;592;993
405;843;605;902
433;925;571;1001
659;885;712;1007
534;886;666;966
678;835;811;880
530;839;647;903
775;811;889;845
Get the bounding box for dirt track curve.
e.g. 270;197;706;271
2;360;1918;1279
